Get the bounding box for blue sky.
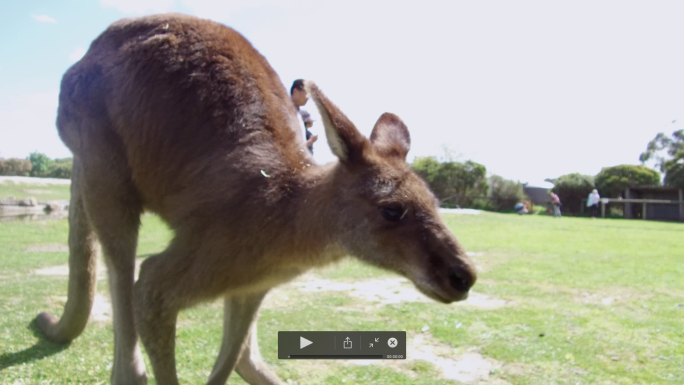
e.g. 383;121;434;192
2;1;684;187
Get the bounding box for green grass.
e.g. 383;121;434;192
0;180;71;202
1;210;683;384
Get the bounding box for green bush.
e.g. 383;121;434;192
0;158;33;176
549;173;595;215
28;152;53;177
595;165;661;198
46;158;73;179
412;157;488;208
488;175;526;211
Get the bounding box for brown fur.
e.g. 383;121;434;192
35;13;477;385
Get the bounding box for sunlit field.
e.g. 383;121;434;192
1;196;682;383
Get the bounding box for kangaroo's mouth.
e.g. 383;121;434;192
413;279;469;304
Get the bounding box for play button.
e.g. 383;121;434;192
300;336;313;349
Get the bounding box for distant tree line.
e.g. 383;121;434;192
546;165;661;215
412;156;526;211
413;129;681;214
0;152;72;179
639;129;684;188
545;130;684;215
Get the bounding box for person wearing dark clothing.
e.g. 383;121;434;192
290;79;318;153
300;110;315;154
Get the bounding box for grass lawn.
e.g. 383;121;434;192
1;206;683;383
0;180;71;202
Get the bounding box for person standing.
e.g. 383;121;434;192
300;110;316;154
549;191;562;217
586;189;601;218
290;79;318;153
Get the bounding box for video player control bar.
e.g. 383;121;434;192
278;331;406;359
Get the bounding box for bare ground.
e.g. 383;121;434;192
34;256;516;384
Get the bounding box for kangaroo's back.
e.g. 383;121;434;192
57;13;308;221
39;13;478;385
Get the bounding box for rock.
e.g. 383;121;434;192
18;197;38;206
40;200;69;211
45;203;61;212
0;196;17;205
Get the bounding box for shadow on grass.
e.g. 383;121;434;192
0;319;70;370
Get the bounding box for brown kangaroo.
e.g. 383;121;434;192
35;13;477;385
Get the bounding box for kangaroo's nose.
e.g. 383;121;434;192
448;266;475;292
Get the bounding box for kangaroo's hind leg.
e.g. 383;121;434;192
207;292;271;385
79;126;147;385
235;320;284;385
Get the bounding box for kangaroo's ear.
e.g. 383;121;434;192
304;81;370;163
369;113;411;160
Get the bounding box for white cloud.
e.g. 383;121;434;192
69;46;87;63
32;14;57;23
100;0;175;14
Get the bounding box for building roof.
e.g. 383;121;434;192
628;186;681;192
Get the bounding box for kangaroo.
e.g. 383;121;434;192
35;13;477;385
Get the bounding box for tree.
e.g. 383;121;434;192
28;152;53;177
412;157;488;208
0;158;33;176
47;158;73;179
663;158;684;188
548;173;595;214
595;165;661;198
412;156;441;185
488;175;526;211
639;129;684;186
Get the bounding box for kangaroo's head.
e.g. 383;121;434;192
306;81;477;303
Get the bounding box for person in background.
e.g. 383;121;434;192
549;191;562;217
515;202;529;215
290;79;318;153
300;110;317;154
586;189;601;218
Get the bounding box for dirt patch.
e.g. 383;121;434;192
262;281;303;311
465;252;490;274
26;244;69;253
573;287;654;306
348;333;506;384
91;293;112;322
0;176;70;185
33;258;144;281
467;252;486;257
292;276;510;309
439;208;481;215
655;288;684;299
295;277;431;305
52;293;112;322
501;362;533;377
466;291;510;308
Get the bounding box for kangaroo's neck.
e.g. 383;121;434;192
274;162;348;267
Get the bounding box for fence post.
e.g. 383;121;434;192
580;199;584;215
624;188;632;219
642;202;647;220
679;189;683;222
601;200;605;218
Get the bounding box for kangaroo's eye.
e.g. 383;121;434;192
380;206;408;222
